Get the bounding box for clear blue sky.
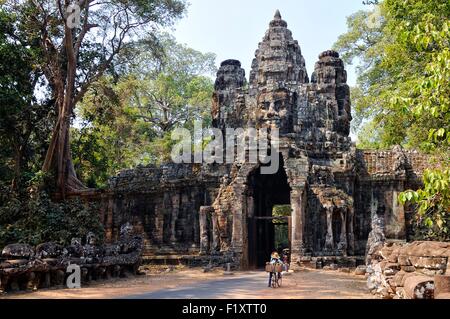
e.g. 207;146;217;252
171;0;367;86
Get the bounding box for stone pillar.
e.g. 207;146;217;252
170;193;180;244
338;210;348;256
199;206;213;255
231;200;243;253
211;210;220;253
191;188;200;249
290;187;306;267
347;207;355;255
388;189;406;239
325;207;334;251
232;183;246;255
231;183;248;269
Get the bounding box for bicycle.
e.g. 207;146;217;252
270;271;282;288
266;262;283;288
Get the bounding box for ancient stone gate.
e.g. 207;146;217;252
84;11;433;270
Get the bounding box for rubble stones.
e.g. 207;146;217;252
404;276;434;299
402;266;416;273
330;264;339;270
36;242;63;259
366;241;450;299
434;275;450;298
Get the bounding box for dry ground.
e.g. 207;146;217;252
1;266;376;299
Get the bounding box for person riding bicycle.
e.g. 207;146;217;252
268;251;283;287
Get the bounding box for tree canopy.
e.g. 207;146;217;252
71;34;216;187
334;0;450;153
334;0;449;240
1;0;187;195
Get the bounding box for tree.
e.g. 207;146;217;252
335;0;450;241
0;7;52;191
71;76;148;187
121;35;216;137
399;169;450;241
387;0;450;241
334;0;450;151
71;36;216;186
2;0;186;196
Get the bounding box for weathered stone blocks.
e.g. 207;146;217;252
367;241;450;299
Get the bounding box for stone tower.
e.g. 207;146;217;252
212;10;353;146
212;59;247;132
103;10;431;271
210;10;357;267
297;50;353;156
248;10;309;134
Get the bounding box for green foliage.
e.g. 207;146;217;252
272;205;291;250
399;169;450;241
336;1;450;241
0;0;190;246
386;8;450;153
272;205;292;218
71;77;144;188
72;35;216;186
0;7;53;190
121;34;216;135
334;0;450;152
0;186;104;248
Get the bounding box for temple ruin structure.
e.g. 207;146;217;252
90;11;432;269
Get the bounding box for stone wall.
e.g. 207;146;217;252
354;147;438;250
94;164;231;258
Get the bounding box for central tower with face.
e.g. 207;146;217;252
212;10;352;157
208;11;356;264
248;10;309;135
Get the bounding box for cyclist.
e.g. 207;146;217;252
268;251;283;287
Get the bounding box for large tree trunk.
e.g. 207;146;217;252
42;23;86;198
42;99;86;197
38;1;123;196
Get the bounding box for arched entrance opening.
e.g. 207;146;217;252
247;154;292;269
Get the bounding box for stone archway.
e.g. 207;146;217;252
246;154;292;269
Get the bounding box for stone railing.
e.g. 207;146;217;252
0;224;143;294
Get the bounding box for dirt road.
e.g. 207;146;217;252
2;267;375;299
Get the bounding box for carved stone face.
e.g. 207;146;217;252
120;222;133;239
86;232;97;245
257;89;293;133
